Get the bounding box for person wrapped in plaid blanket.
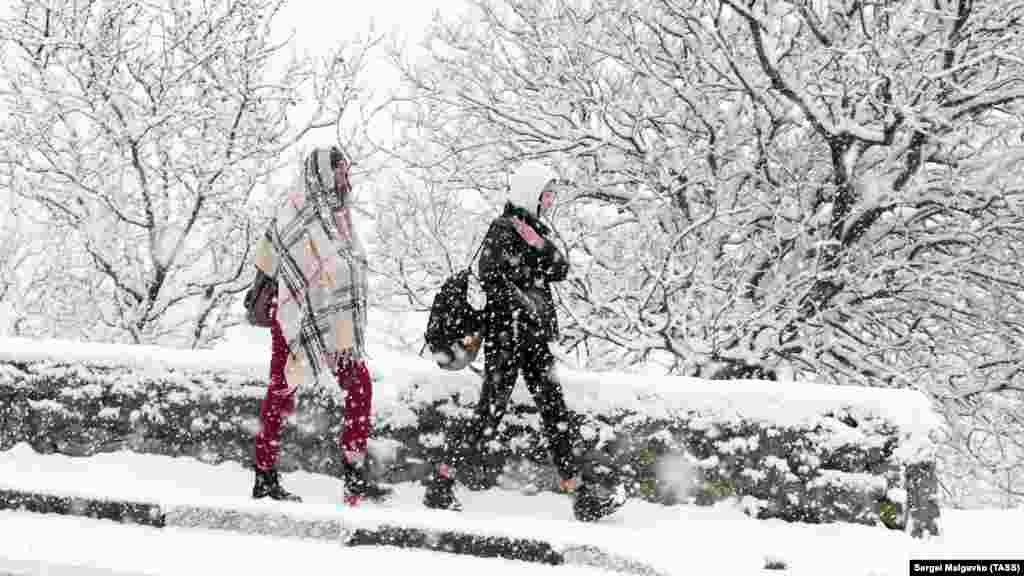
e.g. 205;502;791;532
251;146;391;506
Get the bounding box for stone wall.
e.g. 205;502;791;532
0;349;941;537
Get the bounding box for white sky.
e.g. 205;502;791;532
275;0;462;51
272;0;471;145
259;0;476;214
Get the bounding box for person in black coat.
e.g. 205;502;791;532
424;162;620;520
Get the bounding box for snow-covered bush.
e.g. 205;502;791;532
0;337;941;536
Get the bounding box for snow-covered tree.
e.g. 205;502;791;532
0;0;375;346
0;196;35;332
384;0;1024;502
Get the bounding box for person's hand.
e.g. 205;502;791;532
334;158;352;198
326;349;354;372
512;216;545;249
338;349;353;370
462;333;482;356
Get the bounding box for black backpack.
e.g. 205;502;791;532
424;224;494;370
424;268;485;370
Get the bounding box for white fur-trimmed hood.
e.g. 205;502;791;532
507;161;557;216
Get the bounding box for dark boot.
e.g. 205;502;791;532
572;482;626;522
422;465;462;511
252;468;302;502
343;458;393;505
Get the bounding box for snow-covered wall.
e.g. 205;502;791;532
0;337;941;536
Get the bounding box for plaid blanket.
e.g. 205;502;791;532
257;148;368;387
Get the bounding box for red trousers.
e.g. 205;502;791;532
254;311;373;471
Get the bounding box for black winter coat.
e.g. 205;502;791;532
479;203;569;342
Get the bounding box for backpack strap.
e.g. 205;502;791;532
467;220;497;273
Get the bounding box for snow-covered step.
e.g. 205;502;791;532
0;444;668;576
0;556;150;576
0;487;656;574
0;487;164;527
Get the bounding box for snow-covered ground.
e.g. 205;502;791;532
0;445;1021;576
0;512;602;576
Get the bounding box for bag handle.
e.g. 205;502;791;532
465;220;497;274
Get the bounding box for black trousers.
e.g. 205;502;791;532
446;314;582;481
